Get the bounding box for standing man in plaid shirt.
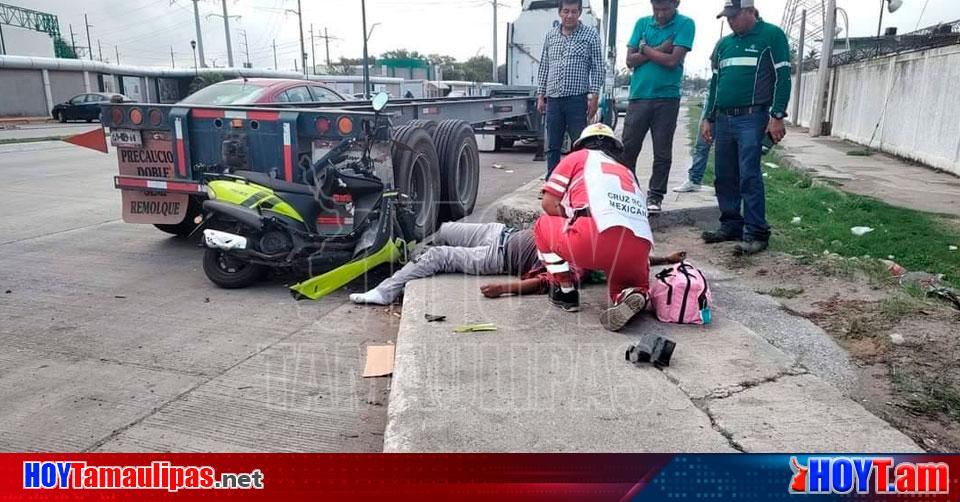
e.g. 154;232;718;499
536;0;604;179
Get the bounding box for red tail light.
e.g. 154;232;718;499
316;117;331;134
110;108;123;125
148;109;163;126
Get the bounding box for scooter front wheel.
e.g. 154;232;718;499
202;248;266;289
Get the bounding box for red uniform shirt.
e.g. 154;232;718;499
542;149;590;207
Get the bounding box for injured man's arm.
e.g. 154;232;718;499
479;251;688;299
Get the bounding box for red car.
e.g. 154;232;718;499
179;78;350;105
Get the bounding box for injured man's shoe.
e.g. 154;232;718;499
349;289;390;305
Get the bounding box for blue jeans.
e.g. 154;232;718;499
545;94;588;179
688;134;712;185
714;110;770;242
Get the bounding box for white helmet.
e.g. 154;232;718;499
572;123;624;151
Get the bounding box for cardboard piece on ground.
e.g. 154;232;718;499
362;344;395;378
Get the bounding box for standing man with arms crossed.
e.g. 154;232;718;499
701;0;791;255
621;0;695;213
537;0;604;180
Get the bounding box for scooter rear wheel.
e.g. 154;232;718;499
202;248;266;289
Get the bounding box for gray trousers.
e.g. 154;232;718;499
373;222;506;302
620;98;681;203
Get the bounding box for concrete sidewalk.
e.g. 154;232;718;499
383;108;922;453
778;129;960;218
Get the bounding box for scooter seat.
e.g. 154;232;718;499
234;170;314;195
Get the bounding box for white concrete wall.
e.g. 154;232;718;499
798;45;960;175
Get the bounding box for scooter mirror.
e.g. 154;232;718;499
371;92;389;112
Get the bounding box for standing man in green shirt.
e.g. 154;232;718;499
701;0;791;255
621;0;696;213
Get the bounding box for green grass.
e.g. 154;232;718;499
758;287;805;299
684;104;960;286
0;136;66;145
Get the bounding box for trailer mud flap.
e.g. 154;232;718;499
121;191;189;224
289;238;407;301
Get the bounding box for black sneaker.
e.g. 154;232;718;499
734;239;769;255
701;229;740;244
548;284;580;312
600;288;648;332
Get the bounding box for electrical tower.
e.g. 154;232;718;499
782;0;826;59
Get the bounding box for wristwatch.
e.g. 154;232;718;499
770;111;787;120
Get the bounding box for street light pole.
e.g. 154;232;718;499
361;0;370;99
191;40;198;76
84;14;94;61
492;0;498;82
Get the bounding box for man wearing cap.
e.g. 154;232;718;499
701;0;791;255
621;0;695;214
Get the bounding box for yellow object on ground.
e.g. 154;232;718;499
290;238;407;300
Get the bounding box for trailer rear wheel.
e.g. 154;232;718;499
434;119;479;220
392;125;441;241
406;119;438;137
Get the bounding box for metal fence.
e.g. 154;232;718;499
796;19;960;71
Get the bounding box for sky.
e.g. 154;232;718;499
15;0;960;77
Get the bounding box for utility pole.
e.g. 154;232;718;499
491;1;498;82
240;29;250;67
170;46;175;67
191;0;206;68
272;39;278;69
69;24;77;57
221;0;234;67
115;45;120;65
97;39;103;62
294;58;298;73
324;28;331;69
810;0;836;137
309;24;316;75
84;14;94;61
297;0;307;75
791;9;807;124
0;23;5;56
361;0;370;98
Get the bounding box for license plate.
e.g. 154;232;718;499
110;128;142;148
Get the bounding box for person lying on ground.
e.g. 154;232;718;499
348;221;684;306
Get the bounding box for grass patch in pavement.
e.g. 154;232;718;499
0;136;67;145
684;103;960;286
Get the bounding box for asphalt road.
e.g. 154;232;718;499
0;139;542;452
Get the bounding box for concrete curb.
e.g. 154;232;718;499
383;179;922;453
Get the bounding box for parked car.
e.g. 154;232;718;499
179;78;349;105
52;92;130;123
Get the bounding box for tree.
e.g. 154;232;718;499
459;56;493;82
380;49;426;61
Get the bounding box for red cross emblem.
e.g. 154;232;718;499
601;162;636;192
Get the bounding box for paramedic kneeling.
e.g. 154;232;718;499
534;123;655;332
